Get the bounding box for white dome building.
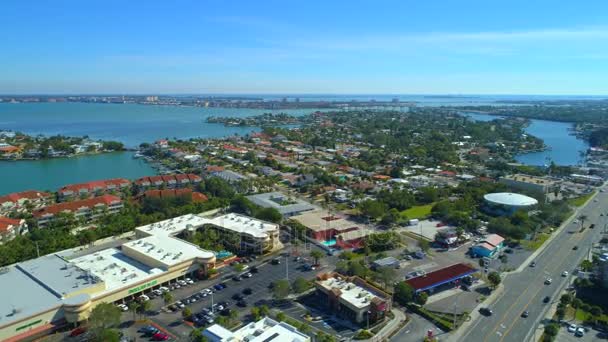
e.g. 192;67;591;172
483;192;538;215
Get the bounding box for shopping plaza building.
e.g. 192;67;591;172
0;213;281;341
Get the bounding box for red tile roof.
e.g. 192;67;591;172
0;145;20;153
59;178;130;194
0;190;51;204
135;173;202;186
0;216;23;233
484;234;505;247
33;195;121;217
206;165;225;172
405;263;477;291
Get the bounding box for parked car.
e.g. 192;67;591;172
521;311;529;318
70;327;87;337
116;303;129;312
575;327;585;337
250;266;259;273
232;275;241;281
185;278;194;284
175;301;185;309
562;271;569;277
530;261;536;267
232;293;244;301
138;294;150;302
237;300;248;307
243;288;253;295
567;324;578;333
152;332;170;341
271;258;281;265
543;296;551;303
544;278;552;285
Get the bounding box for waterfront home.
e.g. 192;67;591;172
134;173;202;191
209;169;248;184
0;144;21;157
140;188;208;203
0;190;52;213
58;178;131;200
0;216;28;243
33;194;123;226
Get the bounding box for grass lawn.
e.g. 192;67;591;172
401;203;434;219
520;233;550;251
568;192;595;207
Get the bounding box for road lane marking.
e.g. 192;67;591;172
483;229;582;342
498;231;587;342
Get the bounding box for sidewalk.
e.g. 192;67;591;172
362;308;407;342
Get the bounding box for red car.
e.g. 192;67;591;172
153;332;170;341
69;327;87;337
436;222;446;227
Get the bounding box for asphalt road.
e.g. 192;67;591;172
460;189;608;342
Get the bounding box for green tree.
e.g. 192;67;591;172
416;292;429;305
560;293;572;306
375;266;397;290
182;307;193;320
260;305;270;317
556;307;566;321
572;298;583;319
276;312;286;322
292;277;312;293
418;239;430;253
138;300;151;319
251;307;261;321
394;282;415;305
162;292;173;305
591;306;603;317
488;272;501;288
88;303;121;340
310;250;324;265
96;329;120;342
129;302;139;321
544;323;559;337
272;279;291;301
358;200;387;220
190;328;208;342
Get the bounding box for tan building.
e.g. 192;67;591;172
499;174;559;194
0;214;216;342
315;272;392;326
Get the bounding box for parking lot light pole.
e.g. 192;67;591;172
286;255;289;280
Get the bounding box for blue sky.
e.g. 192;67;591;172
2;0;608;95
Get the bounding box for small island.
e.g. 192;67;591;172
0;130;125;160
206;112;312;127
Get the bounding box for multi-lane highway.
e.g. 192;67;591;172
460;188;607;342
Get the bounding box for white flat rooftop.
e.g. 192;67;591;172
206;213;278;239
71;248;159;296
122;235;214;269
318;277;382;309
135;214;209;237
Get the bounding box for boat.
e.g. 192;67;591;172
132;152;144;159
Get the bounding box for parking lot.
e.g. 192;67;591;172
114;254;323;340
555;323;607;341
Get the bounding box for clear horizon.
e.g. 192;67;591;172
2;0;608;94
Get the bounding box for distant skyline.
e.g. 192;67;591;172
2;0;608;95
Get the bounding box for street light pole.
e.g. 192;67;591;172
286;255;289;281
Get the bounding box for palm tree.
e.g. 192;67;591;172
578;215;588;229
129;302;139;322
310;250;324;266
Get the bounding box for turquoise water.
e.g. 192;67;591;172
0;102;316;148
322;239;337;246
514;119;588;166
0;152;155;193
464;112;588;166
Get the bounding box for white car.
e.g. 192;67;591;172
176;301;185;309
178;280;187;286
159;286;169;293
562;271;569;277
567;324;577;333
153;289;163;296
185;278;194;285
138;294;150;301
116;304;129;312
544;278;552;285
575;327;585;337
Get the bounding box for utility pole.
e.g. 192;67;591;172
286;255;289;281
35;241;40;258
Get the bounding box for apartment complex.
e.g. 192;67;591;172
0;190;52;213
33;195;123;226
134;173;202;190
58;178;131;200
0;216;28;243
